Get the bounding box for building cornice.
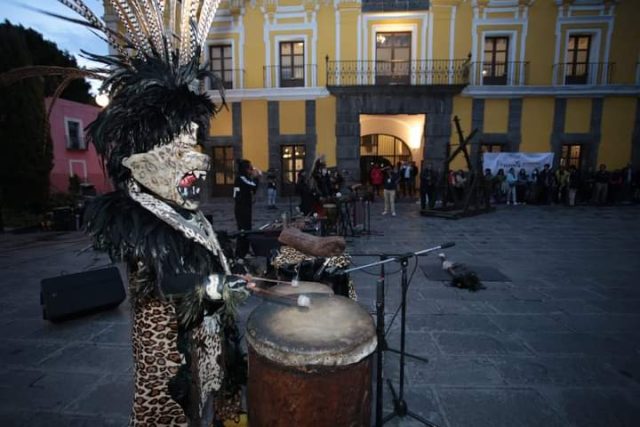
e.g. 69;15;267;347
206;87;330;102
463;84;640;97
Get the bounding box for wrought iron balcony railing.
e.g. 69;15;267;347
207;68;245;90
552;62;615;86
468;61;529;86
326;59;469;86
263;64;318;88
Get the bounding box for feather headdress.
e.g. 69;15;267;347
31;0;227;187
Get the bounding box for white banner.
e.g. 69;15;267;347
482;152;555;175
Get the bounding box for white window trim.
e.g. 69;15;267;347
64;117;85;150
68;159;87;180
553;2;614;85
479;30;518;86
471;4;529;87
205;39;239;89
273;35;313;88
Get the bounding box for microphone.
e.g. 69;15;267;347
440;242;455;249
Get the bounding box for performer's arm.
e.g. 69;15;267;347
161;273;250;301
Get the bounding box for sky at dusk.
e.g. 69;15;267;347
1;0;109;94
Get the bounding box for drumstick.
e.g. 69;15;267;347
248;285;310;308
252;276;300;287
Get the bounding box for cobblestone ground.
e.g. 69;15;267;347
0;199;639;426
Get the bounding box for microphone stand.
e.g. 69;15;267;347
345;242;454;427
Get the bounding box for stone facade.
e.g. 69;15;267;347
267;100;317;188
550;98;603;170
204;103;243;199
331;86;463;179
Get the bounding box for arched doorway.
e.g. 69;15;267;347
360;133;412;183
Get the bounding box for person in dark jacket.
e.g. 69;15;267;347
568;165;581;206
420;163;436;210
234;159;259;258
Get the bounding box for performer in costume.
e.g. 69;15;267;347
30;1;251;425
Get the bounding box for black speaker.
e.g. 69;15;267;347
40;266;126;322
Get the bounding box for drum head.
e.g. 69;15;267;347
271;281;333;296
246;295;376;367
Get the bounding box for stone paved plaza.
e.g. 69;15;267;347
0;200;639;426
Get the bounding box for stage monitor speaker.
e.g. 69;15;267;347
40;266;126;322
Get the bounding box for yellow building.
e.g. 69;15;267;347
106;0;640;196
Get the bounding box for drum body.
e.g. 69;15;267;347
246;295;376;427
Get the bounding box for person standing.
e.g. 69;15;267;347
420;163;436;210
538;164;552;204
593;163;609;205
408;161;418;198
568;165;581;206
555;165;570;204
382;167;399;216
506;167;518;205
266;171;277;209
234;159;259;258
370;163;384;197
516;168;528;204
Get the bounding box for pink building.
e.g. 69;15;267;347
46;97;111;195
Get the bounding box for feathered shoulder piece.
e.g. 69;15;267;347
84;191;222;276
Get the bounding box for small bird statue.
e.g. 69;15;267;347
439;253;484;291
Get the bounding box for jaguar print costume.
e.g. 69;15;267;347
130;298;188;426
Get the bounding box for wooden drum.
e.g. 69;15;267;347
246;295;377;427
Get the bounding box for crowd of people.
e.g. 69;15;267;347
480;162;639;206
365;161;640;212
416;162;640;209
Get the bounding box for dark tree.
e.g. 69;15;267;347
0;22;58;214
8;21;95;104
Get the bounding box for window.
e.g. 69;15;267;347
281;145;306;195
65;119;85;150
375;32;411;85
483;37;509;85
565;35;591;85
211;146;234;196
209;45;233;89
480;144;503;154
279;41;304;87
560;144;582;170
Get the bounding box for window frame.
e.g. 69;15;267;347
480;143;504;154
209;44;234;90
374;31;412;85
565;34;592;85
560;144;583;170
279;41;305;88
211;145;235;186
280;144;306;196
64;117;85;151
482;36;510;85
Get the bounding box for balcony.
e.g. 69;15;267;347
553;62;615;86
326;59;469;88
263;64;318;89
468;61;529;86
